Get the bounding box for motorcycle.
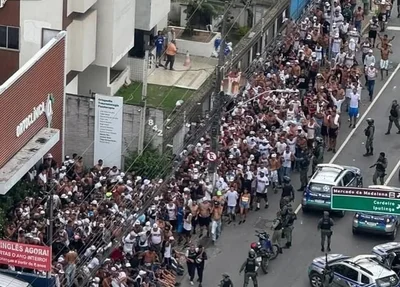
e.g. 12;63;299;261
250;230;279;273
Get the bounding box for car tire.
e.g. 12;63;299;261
352;227;358;235
337;210;345;218
389;226;398;240
309;272;323;287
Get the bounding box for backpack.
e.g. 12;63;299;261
390;104;399;118
365;127;370;137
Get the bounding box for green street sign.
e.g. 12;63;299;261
331;187;400;215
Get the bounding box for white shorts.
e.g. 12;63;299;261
270;170;278;183
380;59;389;70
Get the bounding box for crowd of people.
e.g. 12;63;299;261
1;0;397;286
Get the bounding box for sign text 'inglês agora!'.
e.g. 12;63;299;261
331;187;400;215
0;240;52;272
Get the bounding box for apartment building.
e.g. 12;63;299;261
0;0;170;96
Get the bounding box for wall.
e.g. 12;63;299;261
19;0;63;67
127;46;156;82
78;64;109;96
0;0;20;84
94;0;135;68
135;0;171;31
0;35;65;168
64;94;164;168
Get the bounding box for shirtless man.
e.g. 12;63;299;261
328;109;340;153
210;201;224;244
190;201;199;235
211;190;225;206
65;249;78;287
377;42;393;80
198;198;212;238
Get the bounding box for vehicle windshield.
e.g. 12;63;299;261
376;274;400;287
308;183;332;193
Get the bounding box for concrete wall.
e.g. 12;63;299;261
135;0;171;31
64;94;164;167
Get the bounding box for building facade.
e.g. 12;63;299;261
0;0;170;96
0;32;66;195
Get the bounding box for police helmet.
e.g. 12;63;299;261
366;118;374;124
315;137;323;144
283;176;291;184
248;249;256;258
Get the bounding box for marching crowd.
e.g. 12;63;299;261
2;0;397;286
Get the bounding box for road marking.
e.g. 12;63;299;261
384;158;400;185
387;26;400;31
293;64;400;215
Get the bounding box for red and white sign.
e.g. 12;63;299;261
0;240;52;272
206;152;217;162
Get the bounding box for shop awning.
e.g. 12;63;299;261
0;128;60;195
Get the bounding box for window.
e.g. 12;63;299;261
362;275;370;284
332;264;347;277
332;264;358;281
345;267;359;281
0;25;19;50
343;172;355;186
42;28;60;47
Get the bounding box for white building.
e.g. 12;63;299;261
0;0;170;95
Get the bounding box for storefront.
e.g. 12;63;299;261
0;31;66;194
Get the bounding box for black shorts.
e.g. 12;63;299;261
329;127;338;139
182;228;191;236
256;192;267;200
321;125;328;136
378;13;386;22
369;30;377;39
169;220;177;230
198;216;211;227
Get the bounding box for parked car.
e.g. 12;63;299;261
372;242;400;274
353;185;400;240
302;164;363;217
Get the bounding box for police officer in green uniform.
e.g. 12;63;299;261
370;152;388;185
282;204;297;248
312;137;324;174
239;249;259;287
296;145;311;191
317;211;334;252
364;118;375;156
271;214;284;254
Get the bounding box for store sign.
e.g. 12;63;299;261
16;94;54;138
0;240;52;271
0;0;7;9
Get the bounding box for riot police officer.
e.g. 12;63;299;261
282;203;297;248
312;137;324;174
271;214;284;254
370;152;388;185
364;118;375;156
280;176;295;209
317;211;334;252
296;145;311;191
219;273;234;287
239;249;259;287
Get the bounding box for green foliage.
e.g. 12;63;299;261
183;0;220;36
124;149;172;179
227;24;250;45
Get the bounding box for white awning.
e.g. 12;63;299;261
0;128;60;195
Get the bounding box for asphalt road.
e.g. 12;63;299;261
179;16;400;287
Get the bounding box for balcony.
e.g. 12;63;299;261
94;0;136;68
67;9;97;72
67;0;97;15
135;0;171;31
109;66;130;96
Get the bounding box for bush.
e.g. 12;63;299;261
124;149;173;179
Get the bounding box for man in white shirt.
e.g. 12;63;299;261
225;186;239;222
348;87;361;128
365;63;377;101
255;171;269;210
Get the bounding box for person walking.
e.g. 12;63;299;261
317;211;334;252
219;273;234;287
365;63;378;101
296;145;310;191
185;244;198;285
239;249;259;287
364;118;375;156
65;248;78;287
377;42;393;80
155;30;165;68
385;99;400;135
282;203;297;248
255;171;269;210
348;86;361;128
195;244;207;287
239;189;251;224
312;137;324;174
271;213;284;254
370;152;388;185
165;40;177;70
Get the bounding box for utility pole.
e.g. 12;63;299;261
209;1;230;192
46;182;53;285
138;50;149;155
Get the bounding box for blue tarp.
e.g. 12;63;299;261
290;0;310;19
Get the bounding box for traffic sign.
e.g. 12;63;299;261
331;187;400;215
206;152;217;162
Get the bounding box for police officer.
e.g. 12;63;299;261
239;249;259;287
317;211;334;252
282;203;297;248
295;145;310;191
312;137;324;174
322;264;334;287
370;152;388;185
385;99;400;135
364;118;375;156
271;213;284;254
219;273;234;287
280;176;295;209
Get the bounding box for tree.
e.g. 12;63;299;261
124;149;172;179
183;0;220;37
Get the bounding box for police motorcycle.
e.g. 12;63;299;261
250;230;279;273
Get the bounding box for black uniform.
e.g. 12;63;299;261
187;249;197;282
317;211;334;252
